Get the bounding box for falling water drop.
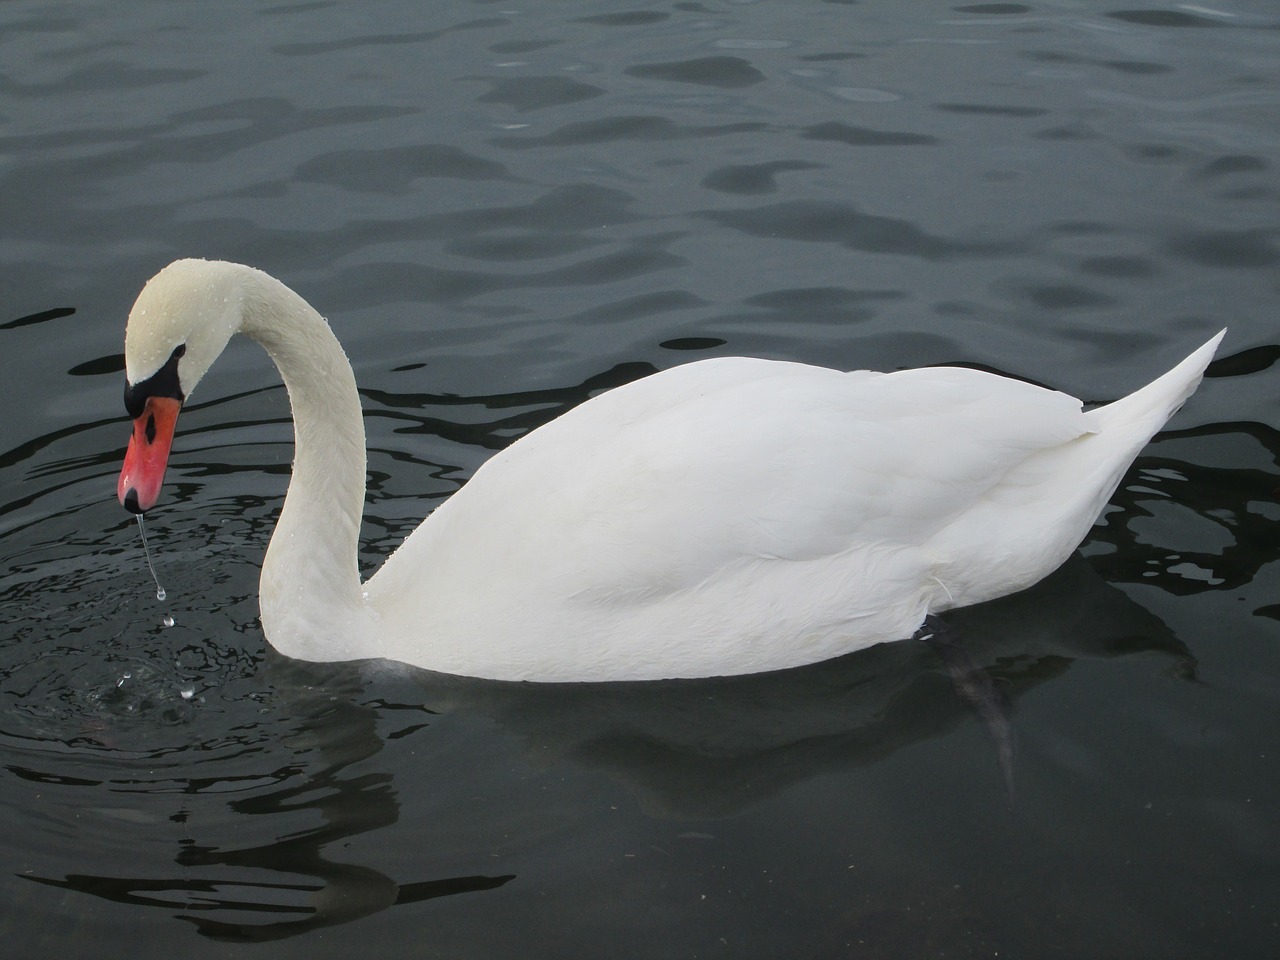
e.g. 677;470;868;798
134;514;169;602
162;614;175;628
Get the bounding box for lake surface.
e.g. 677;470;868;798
2;1;1278;956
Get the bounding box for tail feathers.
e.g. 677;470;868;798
1085;329;1225;437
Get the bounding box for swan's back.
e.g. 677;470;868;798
367;333;1221;681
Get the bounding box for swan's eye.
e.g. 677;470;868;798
124;342;187;419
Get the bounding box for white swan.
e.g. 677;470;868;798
116;259;1223;682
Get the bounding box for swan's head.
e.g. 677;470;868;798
117;259;249;514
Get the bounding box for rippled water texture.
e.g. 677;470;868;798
2;2;1279;956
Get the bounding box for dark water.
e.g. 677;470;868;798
3;1;1279;956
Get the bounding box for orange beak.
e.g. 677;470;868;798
118;396;181;514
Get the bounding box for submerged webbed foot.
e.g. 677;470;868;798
915;615;1016;806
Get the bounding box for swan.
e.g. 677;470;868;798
116;259;1223;682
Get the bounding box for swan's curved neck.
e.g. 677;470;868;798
236;271;375;660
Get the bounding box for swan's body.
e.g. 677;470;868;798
117;260;1223;682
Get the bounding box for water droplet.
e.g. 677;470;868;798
162;614;175;627
134;514;169;603
180;686;195;701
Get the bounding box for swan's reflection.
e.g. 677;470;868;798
22;554;1189;940
171;687;514;941
22;673;514;942
406;554;1190;819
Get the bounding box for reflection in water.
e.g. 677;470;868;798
6;538;1193;942
1092;421;1280;595
421;555;1192;821
28;867;513;944
20;673;514;943
0;307;76;330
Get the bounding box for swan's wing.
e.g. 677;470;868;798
379;358;1091;607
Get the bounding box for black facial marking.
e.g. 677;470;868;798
124;343;186;418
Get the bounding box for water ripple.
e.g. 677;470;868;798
625;55;767;89
703;200;1020;259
